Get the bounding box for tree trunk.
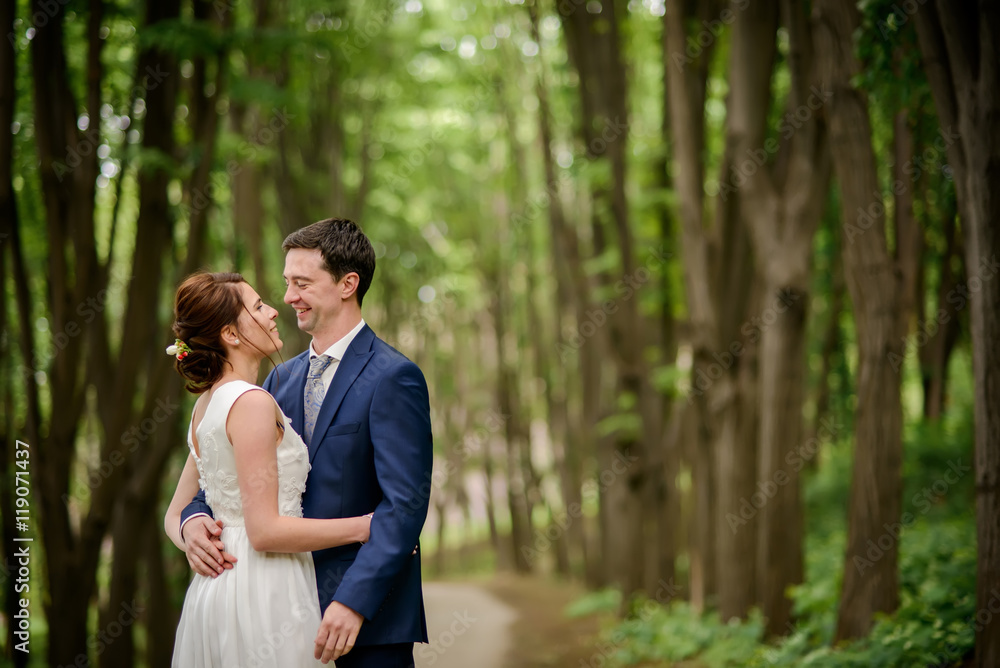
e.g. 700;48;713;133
892;110;923;338
964;87;1000;668
810;242;844;449
232;115;269;293
663;0;727;612
476;316;502;561
434;498;447;575
487;194;533;573
561;0;650;602
144;521;176;668
501;87;546;574
728;0;831;633
708;175;760;620
28;0;108;661
814;0;907;641
530;1;592;581
2;200;41;668
645;6;679;596
101;377;189;668
914;3;1000;663
524;199;573;577
753;285;808;633
919;210;962;420
498;328;532;574
0;2;27;662
688;370;717;611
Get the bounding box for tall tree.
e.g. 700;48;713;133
487;193;534;574
646;0;680;596
728;0;831;632
560;0;652;600
918;207;962;420
664;0;759;612
663;0;717;609
528;0;596;582
813;0;908;641
0;1;29;664
27;0;115;662
914;3;1000;664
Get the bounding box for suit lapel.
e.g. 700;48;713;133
308;325;376;463
290;355;309;438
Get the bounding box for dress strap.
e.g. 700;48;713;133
210;381;284;436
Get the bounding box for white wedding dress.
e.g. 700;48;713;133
172;380;324;667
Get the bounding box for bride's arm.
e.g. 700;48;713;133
164;454;202;552
229;389;371;553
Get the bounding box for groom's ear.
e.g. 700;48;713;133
339;272;360;301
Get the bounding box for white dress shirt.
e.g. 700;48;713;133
309;318;366;396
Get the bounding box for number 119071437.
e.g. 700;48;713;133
15;441;30;534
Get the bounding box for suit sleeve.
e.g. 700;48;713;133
333;361;433;619
180;488;213;530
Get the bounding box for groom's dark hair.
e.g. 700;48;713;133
282;217;377;306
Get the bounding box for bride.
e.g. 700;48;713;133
162;271;371;667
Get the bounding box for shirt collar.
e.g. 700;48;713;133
309;319;366;361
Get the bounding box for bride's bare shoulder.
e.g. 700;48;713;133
229;387;276;413
227;387;282;434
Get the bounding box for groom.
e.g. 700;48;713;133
180;218;433;666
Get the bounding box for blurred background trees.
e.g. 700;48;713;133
1;0;996;666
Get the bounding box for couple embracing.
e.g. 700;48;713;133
163;218;432;666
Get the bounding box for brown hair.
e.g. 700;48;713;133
282;218;376;306
170;272;277;394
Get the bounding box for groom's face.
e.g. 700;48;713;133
283;248;341;338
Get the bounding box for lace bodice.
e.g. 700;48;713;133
187;380;310;527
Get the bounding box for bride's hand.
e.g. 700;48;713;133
354;513;416;554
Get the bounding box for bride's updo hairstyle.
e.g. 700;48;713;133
171;272;247;394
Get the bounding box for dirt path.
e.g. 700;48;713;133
416;574;613;668
416;581;518;668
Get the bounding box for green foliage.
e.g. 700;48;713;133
752;518;975;668
589;520;976;668
578;399;976;667
606;601;765;666
651;363;687;397
565;588;622;619
139;18;228;57
597;391;643;440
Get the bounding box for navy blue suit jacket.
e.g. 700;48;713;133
180;324;433;646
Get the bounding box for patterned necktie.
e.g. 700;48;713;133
304;354;334;444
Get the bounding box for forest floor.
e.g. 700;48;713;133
416;572;698;668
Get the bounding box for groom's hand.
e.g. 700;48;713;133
315;601;363;663
181;517;237;577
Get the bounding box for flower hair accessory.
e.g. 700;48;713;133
166;338;193;360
